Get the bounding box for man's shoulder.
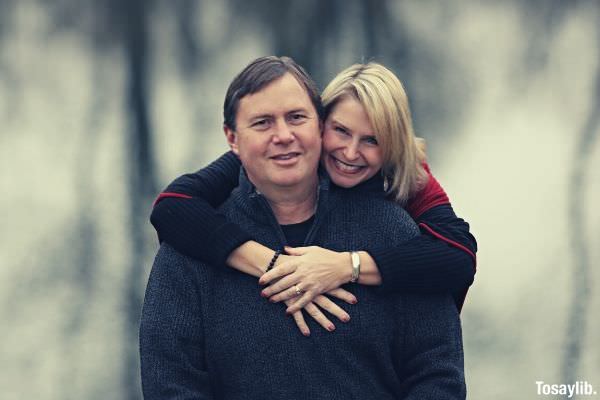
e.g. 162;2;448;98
326;187;419;236
151;243;214;283
329;186;411;216
154;242;191;265
218;186;254;218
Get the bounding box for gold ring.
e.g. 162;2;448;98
294;284;302;296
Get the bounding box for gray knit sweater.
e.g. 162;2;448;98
140;173;466;400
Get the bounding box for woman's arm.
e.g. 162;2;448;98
151;151;263;270
366;204;476;308
150;151;355;331
366;167;476;307
260;167;477;311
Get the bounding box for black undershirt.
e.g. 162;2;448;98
280;215;315;247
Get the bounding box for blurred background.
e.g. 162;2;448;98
1;0;599;399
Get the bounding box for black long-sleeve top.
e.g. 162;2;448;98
150;151;478;309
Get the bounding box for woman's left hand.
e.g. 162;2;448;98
259;245;354;308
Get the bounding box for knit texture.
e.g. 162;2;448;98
140;173;466;400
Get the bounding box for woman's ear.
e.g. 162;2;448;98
224;125;239;155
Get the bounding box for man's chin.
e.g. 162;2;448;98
270;171;316;188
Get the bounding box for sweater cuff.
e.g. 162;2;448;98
368;244;428;292
204;221;254;267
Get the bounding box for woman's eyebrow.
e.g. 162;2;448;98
331;118;350;131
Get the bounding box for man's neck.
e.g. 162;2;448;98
255;176;319;225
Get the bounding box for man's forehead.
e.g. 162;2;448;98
237;74;314;118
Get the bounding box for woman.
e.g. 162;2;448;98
151;62;477;335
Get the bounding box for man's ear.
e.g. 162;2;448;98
224;125;239;155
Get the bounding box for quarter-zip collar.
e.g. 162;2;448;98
234;167;331;247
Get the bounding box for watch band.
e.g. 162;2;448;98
350;251;361;283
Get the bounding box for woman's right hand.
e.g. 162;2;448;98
285;288;355;336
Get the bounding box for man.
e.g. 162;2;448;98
139;56;466;399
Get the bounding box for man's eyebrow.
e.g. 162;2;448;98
246;113;273;121
286;108;311;115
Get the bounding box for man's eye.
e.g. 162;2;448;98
252;119;269;128
289;114;307;124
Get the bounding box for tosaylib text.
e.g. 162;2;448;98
536;381;597;397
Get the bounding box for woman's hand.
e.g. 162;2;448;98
285;288;356;336
259;246;355;311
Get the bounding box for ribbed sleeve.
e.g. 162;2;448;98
366;205;477;305
150;151;252;266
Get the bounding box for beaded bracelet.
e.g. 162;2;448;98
266;250;282;272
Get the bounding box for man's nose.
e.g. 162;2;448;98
272;121;294;144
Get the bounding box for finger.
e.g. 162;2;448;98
285;291;318;314
290;310;310;337
259;261;295;285
327;288;358;304
261;274;298;298
271;284;310;303
284;246;310;256
313;295;351;323
304;302;335;332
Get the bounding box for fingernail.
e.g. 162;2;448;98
260;291;268;298
269;298;276;303
351;299;358;304
328;324;336;332
303;330;310;337
342;315;350;322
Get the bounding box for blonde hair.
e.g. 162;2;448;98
321;62;427;203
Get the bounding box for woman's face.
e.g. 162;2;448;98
321;96;384;188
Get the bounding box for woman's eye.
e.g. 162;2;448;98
364;137;378;145
335;126;348;135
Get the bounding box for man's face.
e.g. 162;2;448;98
225;73;322;192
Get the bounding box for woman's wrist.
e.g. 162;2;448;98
336;252;354;284
226;241;277;278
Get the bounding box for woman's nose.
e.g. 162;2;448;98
342;141;360;160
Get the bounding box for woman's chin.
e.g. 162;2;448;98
328;171;363;188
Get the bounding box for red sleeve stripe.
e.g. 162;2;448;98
405;163;451;219
409;198;451;220
152;192;193;207
418;222;477;270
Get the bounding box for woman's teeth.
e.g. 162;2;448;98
334;158;363;173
